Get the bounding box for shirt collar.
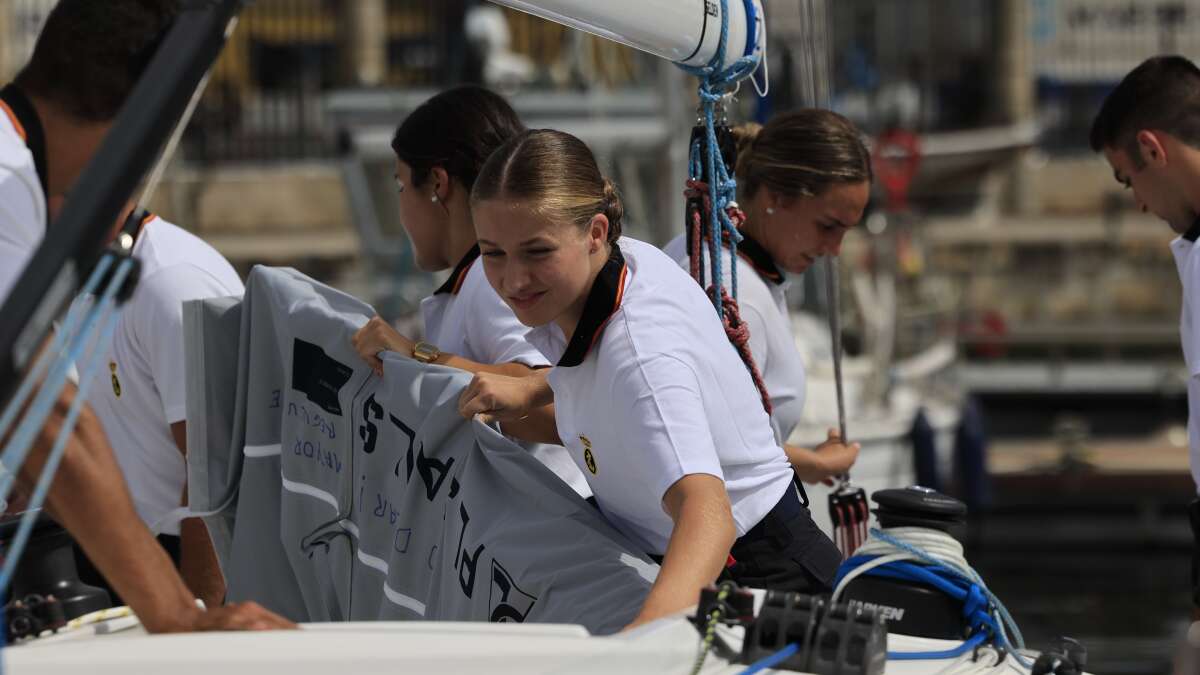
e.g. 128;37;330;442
432;244;481;296
685;227;785;285
0;84;48;204
733;231;786;285
1184;215;1200;243
556;243;628;368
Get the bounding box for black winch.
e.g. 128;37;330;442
1;513;111;637
839;486;970;641
873;485;967;534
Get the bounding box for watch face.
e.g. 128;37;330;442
414;343;439;363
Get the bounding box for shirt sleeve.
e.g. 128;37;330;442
1189;376;1200;496
615;354;725;506
463;271;550;368
0;164;45;302
131;264;243;424
739;300;770;375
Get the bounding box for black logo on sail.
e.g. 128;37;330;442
291;338;353;416
489;560;538;623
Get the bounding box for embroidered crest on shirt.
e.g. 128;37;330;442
109;361;121;397
580;435;597;475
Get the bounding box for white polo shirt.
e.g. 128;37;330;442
0;85;48;303
1171;224;1200;495
420;245;590;497
526;237;794;555
68;216;244;534
663;232;807;445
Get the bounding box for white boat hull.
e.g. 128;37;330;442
5;611;1068;674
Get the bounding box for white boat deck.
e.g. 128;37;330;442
6;610;1059;675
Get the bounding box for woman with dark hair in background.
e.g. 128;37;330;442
663;109;872;486
458;129;842;628
350;85;587;496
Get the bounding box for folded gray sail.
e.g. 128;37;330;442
184;266;655;634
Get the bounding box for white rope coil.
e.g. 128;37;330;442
832;526;1036;671
832;526;976;602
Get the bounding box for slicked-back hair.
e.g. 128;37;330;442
732;108;872;201
391;85;526;191
1090;55;1200;165
471;129;625;245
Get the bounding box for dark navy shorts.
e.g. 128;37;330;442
723;487;843;594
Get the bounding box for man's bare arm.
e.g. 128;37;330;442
171;421;226;608
14;384;292;631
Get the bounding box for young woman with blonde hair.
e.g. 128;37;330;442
458;129;841;628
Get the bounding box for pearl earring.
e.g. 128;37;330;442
431;195;439;203
766;207;775;215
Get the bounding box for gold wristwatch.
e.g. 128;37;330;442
412;341;442;364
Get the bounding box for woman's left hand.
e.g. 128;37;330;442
785;428;860;485
812;428;860;484
352;316;415;375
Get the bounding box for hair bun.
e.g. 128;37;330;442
601;178;624;242
731;123;762;179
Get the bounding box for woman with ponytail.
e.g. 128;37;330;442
664;109;872;486
458;129;841;628
349;86;588;497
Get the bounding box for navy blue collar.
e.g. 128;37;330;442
685;228;785;285
557;244;627;367
1184;214;1200;243
0;84;48;206
432;244;481;296
732;231;785;285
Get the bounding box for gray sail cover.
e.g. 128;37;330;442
183;266;656;634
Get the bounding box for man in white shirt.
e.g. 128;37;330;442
67;209;244;607
0;0;288;631
1091;55;1200;618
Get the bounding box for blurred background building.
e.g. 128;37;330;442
3;1;1198;671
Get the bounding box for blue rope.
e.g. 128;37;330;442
869;528;1028;660
678;0;761;317
0;260;127;506
0;254;132;652
887;632;989;661
0;254;114;453
0;290;124;596
737;642;799;674
834;528;1032;666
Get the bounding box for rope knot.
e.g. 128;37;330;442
707;286;771;414
679;0;769;415
961;584;996;636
